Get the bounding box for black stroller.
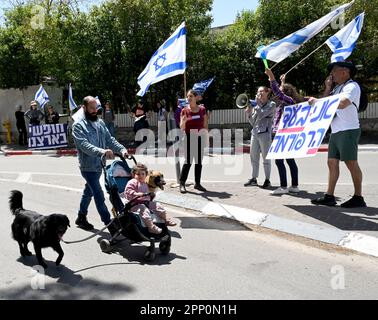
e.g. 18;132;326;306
99;153;171;261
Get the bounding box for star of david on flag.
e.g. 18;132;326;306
154;53;167;71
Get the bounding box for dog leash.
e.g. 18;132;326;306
62;221;113;244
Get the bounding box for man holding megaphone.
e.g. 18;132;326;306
243;87;276;188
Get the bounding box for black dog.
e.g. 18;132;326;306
9;190;70;269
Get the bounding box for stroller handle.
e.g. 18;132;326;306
115;152;137;164
100;152;137;168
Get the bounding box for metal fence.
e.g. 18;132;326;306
359;102;378;119
114;102;378;128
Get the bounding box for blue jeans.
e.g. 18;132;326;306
105;122;115;137
275;159;298;188
78;171;111;224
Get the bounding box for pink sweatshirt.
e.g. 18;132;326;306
124;178;150;203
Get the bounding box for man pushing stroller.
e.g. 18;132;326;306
72;96;128;235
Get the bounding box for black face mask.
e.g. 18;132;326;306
85;111;98;122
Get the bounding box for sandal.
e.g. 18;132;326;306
148;224;162;234
165;218;177;227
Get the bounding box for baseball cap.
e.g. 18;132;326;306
327;60;357;77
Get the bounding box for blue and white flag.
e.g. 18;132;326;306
95;96;102;109
326;12;364;62
35;85;50;108
255;1;354;63
178;98;188;107
68;83;78;111
137;22;186;96
193;77;215;95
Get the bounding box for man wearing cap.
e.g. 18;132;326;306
311;61;366;208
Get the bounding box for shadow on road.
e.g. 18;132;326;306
0;275;134;299
95;237;187;266
16;256;83;286
286;204;378;231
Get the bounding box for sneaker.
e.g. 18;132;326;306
75;215;94;231
262;179;271;189
341;195;367;208
288;186;300;193
179;184;187;194
244;178;257;187
270;187;289;195
311;194;337;206
194;184;207;192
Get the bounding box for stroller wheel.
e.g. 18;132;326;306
159;240;171;255
144;248;156;262
100;239;112;253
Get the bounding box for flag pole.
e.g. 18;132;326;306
171;72;185;188
184;71;187;96
284;42;327;76
271;62;279;70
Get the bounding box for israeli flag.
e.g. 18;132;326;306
326;12;364;62
193;77;215;95
95;96;102;109
68;83;78;111
137;22;186;96
35;85;50;108
178;98;188;107
255;1;354;63
72;106;84;122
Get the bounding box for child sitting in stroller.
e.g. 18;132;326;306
124;163;176;234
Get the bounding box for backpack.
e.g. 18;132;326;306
353;82;369;113
335;80;369;113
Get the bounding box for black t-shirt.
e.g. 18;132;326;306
45;111;60;124
15;111;26;127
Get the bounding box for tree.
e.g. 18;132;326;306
0;5;41;88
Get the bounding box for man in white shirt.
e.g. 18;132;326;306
311;61;366;208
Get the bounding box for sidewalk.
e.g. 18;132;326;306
155;179;378;259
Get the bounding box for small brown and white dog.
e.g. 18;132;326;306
145;170;166;193
145;171;177;227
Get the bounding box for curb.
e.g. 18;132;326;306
155;191;378;258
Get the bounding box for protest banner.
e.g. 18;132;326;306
267;94;341;159
28;123;68;150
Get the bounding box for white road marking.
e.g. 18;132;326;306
15;173;32;183
0;178;82;193
1;172;377;195
0;170;80;177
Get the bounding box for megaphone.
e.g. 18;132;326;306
236;94;257;108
